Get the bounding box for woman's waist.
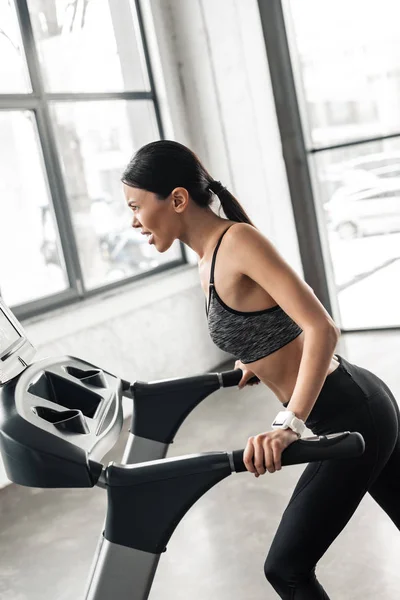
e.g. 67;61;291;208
247;333;305;399
271;353;359;415
299;354;387;431
254;352;341;405
256;351;392;436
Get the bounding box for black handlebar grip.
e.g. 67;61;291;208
220;369;242;387
231;432;365;473
220;369;260;387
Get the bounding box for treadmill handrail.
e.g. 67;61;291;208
121;369;258;445
99;431;365;487
120;368;259;398
99;432;364;554
230;431;365;472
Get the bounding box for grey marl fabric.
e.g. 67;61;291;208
205;226;303;364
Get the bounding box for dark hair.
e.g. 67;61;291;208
122;140;255;227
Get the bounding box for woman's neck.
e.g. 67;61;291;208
180;209;232;262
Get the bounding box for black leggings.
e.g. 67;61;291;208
265;354;400;599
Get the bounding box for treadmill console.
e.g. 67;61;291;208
0;300;124;488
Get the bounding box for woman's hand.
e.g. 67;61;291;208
243;428;299;476
235;359;260;389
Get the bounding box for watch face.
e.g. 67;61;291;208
273;416;287;426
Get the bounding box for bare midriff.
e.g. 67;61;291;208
242;332;340;405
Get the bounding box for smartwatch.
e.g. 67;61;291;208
271;410;305;437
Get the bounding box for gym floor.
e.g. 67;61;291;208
1;330;400;599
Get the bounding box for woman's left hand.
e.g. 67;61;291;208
243;428;299;476
234;359;260;389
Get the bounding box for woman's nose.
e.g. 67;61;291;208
131;215;141;228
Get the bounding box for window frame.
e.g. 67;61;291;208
0;0;187;320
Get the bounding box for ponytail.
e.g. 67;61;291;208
208;180;256;227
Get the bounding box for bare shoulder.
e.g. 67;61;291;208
226;222;270;241
223;220;301;289
224;222;278;263
224;222;338;331
226;222;256;237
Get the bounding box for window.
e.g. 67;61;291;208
286;0;400;149
0;0;31;92
0;0;186;319
283;0;400;329
0;110;68;306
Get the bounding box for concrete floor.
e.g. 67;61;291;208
1;331;400;599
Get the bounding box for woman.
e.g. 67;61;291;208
122;140;400;599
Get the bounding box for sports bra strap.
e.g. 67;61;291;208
209;225;234;285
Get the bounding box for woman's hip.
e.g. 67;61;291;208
305;354;399;446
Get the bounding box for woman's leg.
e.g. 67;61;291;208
264;454;373;599
368;382;400;528
264;360;399;599
369;436;400;529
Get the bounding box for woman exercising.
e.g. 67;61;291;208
122;140;400;599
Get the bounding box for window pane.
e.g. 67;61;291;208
287;0;400;147
313;139;400;328
27;0;150;93
0;111;68;306
51;100;181;290
0;0;31;92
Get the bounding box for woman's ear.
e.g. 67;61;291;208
171;187;189;213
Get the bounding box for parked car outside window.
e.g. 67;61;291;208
324;179;400;239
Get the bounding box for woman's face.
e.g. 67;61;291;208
123;183;176;252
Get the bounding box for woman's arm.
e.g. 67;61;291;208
285;325;339;421
227;223;340;421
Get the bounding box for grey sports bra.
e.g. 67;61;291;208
205;225;303;364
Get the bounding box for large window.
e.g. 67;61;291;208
0;0;185;318
283;0;400;329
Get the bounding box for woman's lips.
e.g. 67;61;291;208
141;231;154;244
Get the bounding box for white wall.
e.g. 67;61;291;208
22;267;225;381
145;0;303;270
0;0;303;487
